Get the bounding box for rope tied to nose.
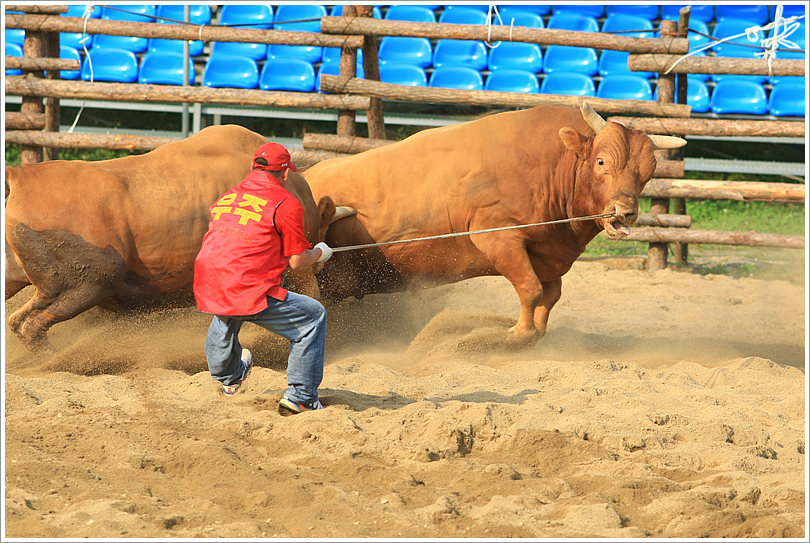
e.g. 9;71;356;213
331;212;617;253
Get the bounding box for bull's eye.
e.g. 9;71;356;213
597;158;605;166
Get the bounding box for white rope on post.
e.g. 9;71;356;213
67;5;96;134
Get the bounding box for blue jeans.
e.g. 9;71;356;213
204;292;327;404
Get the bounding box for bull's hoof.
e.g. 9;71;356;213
507;325;541;346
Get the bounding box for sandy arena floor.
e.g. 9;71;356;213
4;257;806;538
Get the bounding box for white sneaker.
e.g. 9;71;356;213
223;349;253;396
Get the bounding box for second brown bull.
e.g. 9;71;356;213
303;103;686;340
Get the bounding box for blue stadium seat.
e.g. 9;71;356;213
660;5;714;22
710;80;768;115
316;61;364;93
96;5;156;53
273;4;326;31
484;69;539;93
202;55;259;89
379;63;428;87
686;19;711;52
768;80;806;117
540;72;596;96
715;5;769;24
442;5;490;14
377;36;433;68
653;77;711;113
81;48;139;83
552;5;604;18
5;43;23;76
5;28;26;46
148;37;204;57
259;58;316;92
438;6;487;24
605;5;659;21
543;45;598;76
384;5;436;23
597;74;652;100
270;5;328;64
432;39;488;71
213;5;273;61
599;14;654;78
211;40;268;62
767;19;805;61
545;13;599;77
330;5;381;18
495;8;545;29
58;45;82;80
321;47;364;69
547;13;599;33
780;5;806;18
429;66;483;90
150;4;211;57
487;42;543;73
138;51;195;85
711;18;765;57
60;5;98;50
495;5;550;16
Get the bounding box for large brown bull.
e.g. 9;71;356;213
303;103;685;339
5;125;336;352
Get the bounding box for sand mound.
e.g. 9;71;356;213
4;261;805;538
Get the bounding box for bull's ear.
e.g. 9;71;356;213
559;127;589;160
317;195;337;229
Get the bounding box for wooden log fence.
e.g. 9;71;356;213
320;16;689;54
320;75;691;117
608;117;805;138
5;12;364;49
6;76;371;111
6;6;803;264
629;54;805;77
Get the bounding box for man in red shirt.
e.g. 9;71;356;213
194;142;332;415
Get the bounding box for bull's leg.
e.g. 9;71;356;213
7;224;126;352
533;278;562;337
471;233;542;337
5;280;30;300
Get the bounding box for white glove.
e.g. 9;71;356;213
314;242;333;263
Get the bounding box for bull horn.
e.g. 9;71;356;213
329;206;357;225
580;102;608;134
649;135;688;150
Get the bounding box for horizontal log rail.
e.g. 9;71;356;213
5;56;80;71
608;116;805;138
635;213;691;228
617;227;804;249
641;179;805;203
629;54;805;76
5;5;69;14
6;76;371;111
6;112;46;130
5;130;176;151
3;130;354;166
320;75;691;117
5;13;365;49
320;16;689;54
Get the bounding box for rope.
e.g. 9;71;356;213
484;4;504;49
67;5;95;134
332;212;616;253
663;13;805;76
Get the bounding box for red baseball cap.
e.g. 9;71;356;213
252;142;298;172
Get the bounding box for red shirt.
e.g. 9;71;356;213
193;170;312;316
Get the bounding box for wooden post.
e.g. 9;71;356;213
337;5;359;138
356;5;386;140
43;31;61;161
672;7;691;264
648;19;679;273
21;31;45;164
